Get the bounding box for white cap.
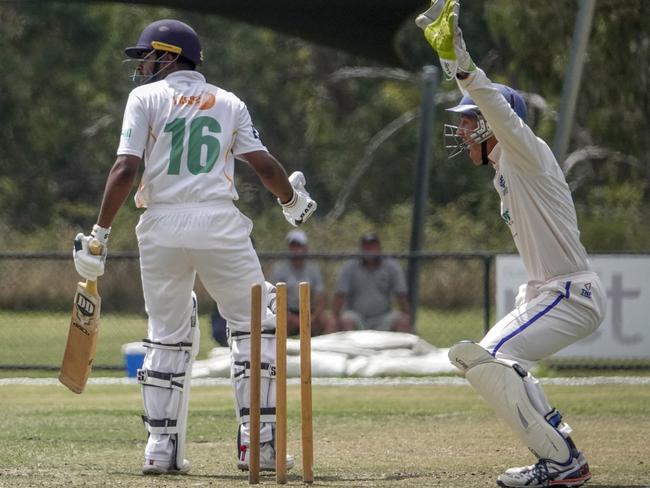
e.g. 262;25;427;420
286;229;308;246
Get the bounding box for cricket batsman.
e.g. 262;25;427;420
73;19;315;475
416;1;606;487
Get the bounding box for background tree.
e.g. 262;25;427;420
0;1;647;252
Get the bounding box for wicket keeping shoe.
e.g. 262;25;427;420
237;441;295;471
496;452;591;488
142;458;191;475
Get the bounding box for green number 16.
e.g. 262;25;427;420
164;116;222;175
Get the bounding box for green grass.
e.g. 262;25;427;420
0;382;648;487
415;307;487;346
2;309;648;375
0;308;485;372
0;311;218;371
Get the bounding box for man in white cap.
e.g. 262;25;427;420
270;230;336;335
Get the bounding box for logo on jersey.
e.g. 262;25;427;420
580;283;592;299
252;127;260;139
121;128;132;139
498;174;508;195
501;208;513;225
173;91;216;110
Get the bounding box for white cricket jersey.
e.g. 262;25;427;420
116;70;267;207
458;69;590;283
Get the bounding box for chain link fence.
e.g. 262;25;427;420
0;252;647;372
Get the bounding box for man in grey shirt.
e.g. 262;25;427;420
270;229;336;336
334;232;411;332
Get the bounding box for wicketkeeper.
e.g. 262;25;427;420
73;19;315;475
416;2;606;487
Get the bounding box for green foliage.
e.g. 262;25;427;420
577;181;650;251
485;0;650;183
0;1;648;251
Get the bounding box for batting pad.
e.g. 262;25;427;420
231;334;277;445
139;292;199;468
449;341;572;463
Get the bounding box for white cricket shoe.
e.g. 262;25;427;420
237;441;295;472
497;452;591;488
415;0;445;30
142;458;191;475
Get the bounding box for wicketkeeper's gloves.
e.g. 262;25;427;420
416;0;476;80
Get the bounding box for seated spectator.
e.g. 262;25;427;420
210;306;229;347
270;230;336;336
334;232;411;332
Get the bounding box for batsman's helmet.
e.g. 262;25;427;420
125;19;203;66
444;83;527;159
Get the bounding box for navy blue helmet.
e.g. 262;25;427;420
446;83;527;121
125;19;203;66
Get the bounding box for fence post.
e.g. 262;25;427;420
552;0;597;167
408;65;439;332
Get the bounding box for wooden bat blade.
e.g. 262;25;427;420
59;280;101;394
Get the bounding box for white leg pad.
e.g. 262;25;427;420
231;334;277;445
139;293;199;469
175;294;199;469
449;341;572;463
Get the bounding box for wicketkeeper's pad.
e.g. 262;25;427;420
449;341;573;463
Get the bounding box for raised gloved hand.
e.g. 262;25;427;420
73;224;111;281
416;0;475;79
278;171;317;227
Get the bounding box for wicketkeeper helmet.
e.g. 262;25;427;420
444;83;527;160
446;83;527;121
125;19;203;66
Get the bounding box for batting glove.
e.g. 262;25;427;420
278;171;317;227
417;0;475;79
73;224;111;281
265;281;278;314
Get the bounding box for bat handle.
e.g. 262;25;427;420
85;280;98;294
88;238;103;256
85;239;103;292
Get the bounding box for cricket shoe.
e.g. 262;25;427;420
237;441;295;471
415;0;446;30
496;452;591;488
142;458;191;475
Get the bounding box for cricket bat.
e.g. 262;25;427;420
59;239;103;394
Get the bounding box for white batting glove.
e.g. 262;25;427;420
278;171;317;227
265;281;278;314
417;0;475;79
73;224;111;281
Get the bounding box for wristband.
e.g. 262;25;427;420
91;224;111;244
279;190;297;208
